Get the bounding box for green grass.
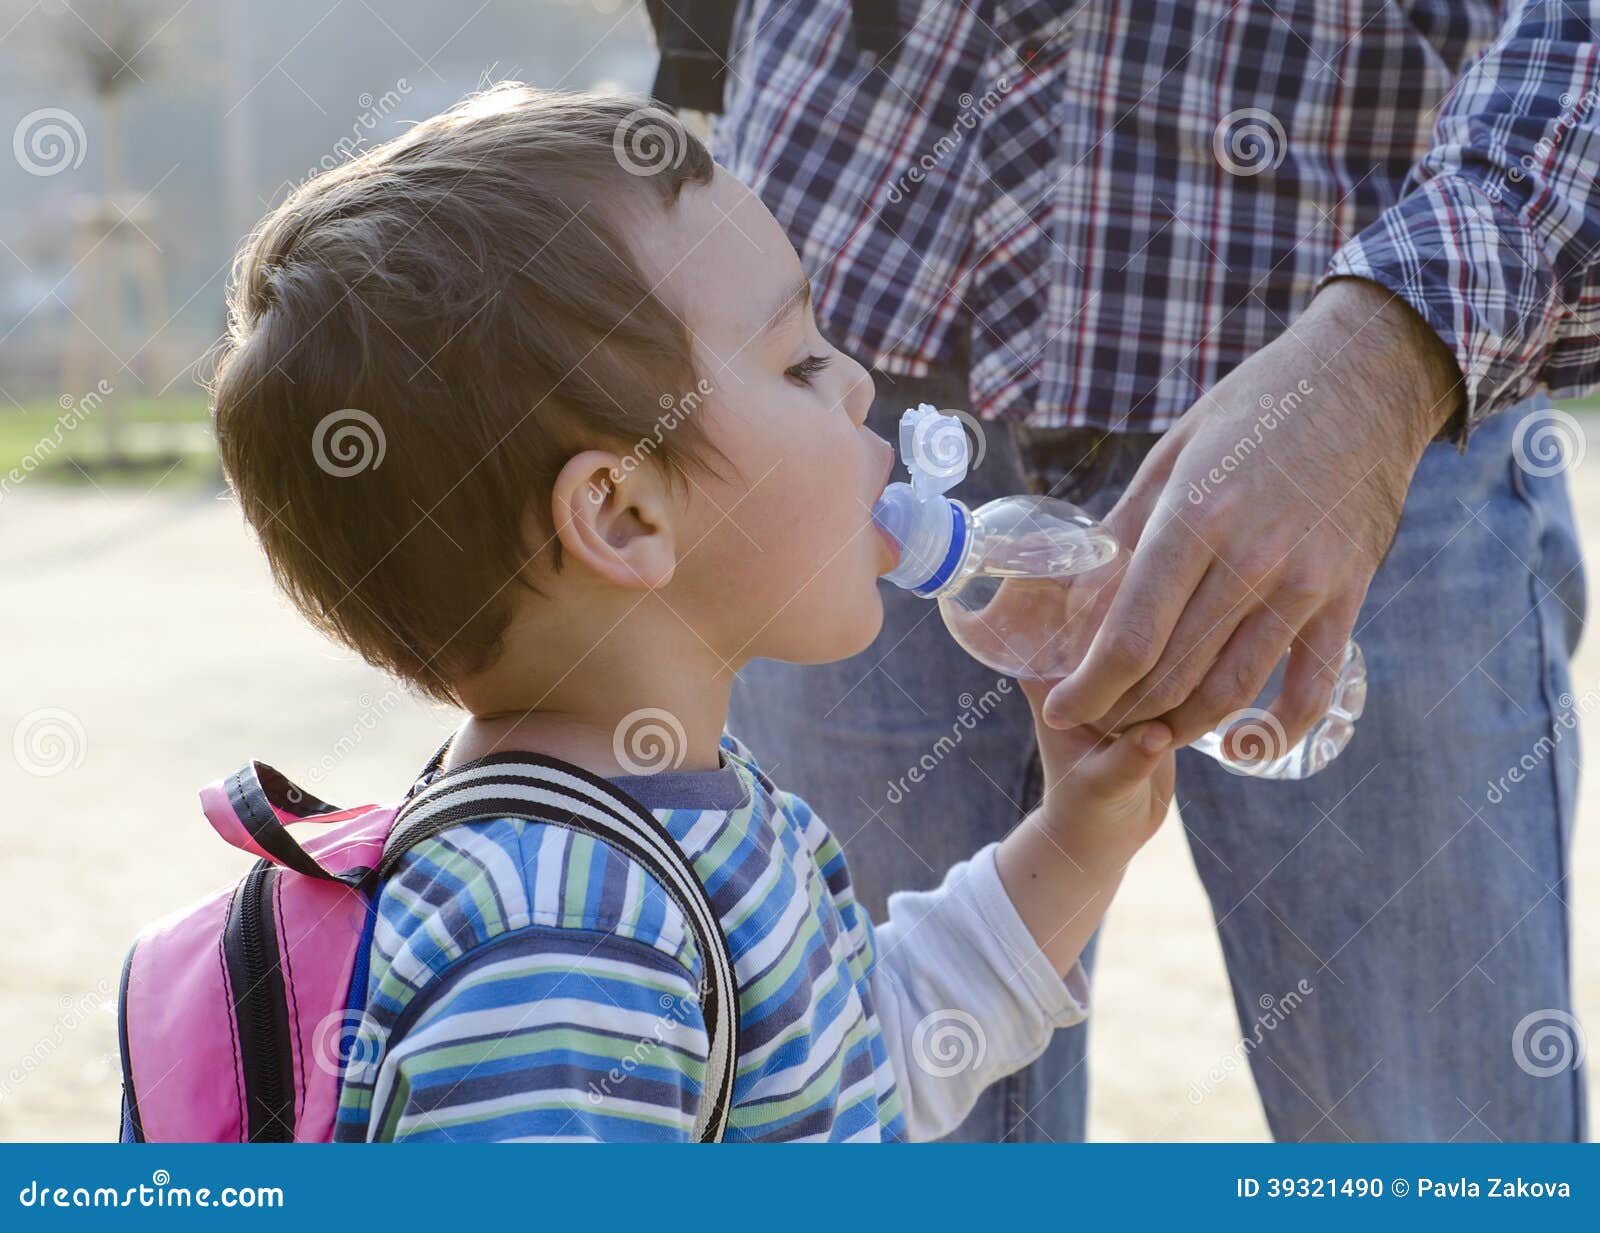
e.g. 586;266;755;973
0;395;218;490
1558;392;1600;415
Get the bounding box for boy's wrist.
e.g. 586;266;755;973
1033;794;1151;870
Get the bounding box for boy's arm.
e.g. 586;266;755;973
868;844;1093;1141
365;925;709;1142
870;689;1174;1140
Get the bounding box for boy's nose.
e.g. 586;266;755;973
843;359;875;424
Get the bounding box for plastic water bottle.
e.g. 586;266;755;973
872;405;1367;779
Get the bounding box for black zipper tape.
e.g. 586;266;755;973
222;859;296;1142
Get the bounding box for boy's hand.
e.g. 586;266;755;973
995;678;1174;978
1020;677;1174;862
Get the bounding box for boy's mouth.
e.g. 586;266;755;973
870;446;900;569
873;519;901;569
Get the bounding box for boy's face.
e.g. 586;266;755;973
630;167;897;666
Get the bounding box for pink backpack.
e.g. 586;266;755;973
117;749;738;1143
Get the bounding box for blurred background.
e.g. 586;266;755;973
0;0;1594;1141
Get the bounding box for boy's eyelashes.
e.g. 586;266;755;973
784;352;833;387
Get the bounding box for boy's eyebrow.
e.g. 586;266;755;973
752;276;812;343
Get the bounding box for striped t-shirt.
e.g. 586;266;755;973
333;734;1087;1142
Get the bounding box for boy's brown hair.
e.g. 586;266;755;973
210;85;715;704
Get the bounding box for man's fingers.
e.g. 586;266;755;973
1106;562;1254;729
1101;428;1184;552
1161;608;1297;747
1043;509;1208;728
1265;601;1362;749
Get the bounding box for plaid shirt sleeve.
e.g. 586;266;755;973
1324;0;1600;439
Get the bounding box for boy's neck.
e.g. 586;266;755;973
447;583;743;781
445;668;736;780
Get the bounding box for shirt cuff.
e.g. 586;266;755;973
962;842;1090;1029
1320;173;1561;444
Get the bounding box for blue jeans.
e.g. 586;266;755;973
730;362;1588;1142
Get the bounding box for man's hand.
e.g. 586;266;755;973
1041;278;1463;748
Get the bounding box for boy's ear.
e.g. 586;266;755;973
547;450;678;589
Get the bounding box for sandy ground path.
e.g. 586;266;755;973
1;474;1594;1142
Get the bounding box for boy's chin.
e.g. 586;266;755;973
771;591;885;666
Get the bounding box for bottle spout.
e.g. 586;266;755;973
899;403;970;499
872;482;969;594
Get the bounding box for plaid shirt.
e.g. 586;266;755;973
711;0;1600;434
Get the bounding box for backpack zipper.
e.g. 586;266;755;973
223;858;296;1141
116;943;145;1142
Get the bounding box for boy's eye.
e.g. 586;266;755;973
785;353;833;386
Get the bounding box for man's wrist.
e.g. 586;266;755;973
1308;277;1465;453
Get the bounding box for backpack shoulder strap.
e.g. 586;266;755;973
378;751;738;1143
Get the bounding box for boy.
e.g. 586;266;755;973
210;84;1173;1142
